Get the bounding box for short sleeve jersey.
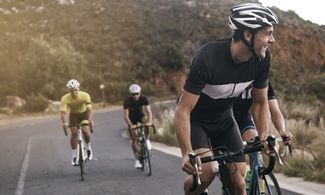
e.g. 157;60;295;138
60;91;92;114
233;82;276;123
123;95;149;117
184;39;270;121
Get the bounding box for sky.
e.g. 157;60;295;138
259;0;325;25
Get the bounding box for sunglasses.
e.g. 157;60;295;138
131;93;139;96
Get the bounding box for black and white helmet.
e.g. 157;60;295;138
129;84;141;94
228;3;278;31
66;79;80;90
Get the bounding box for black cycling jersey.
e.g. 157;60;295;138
184;39;270;121
123;95;149;124
233;82;277;132
183;39;270;160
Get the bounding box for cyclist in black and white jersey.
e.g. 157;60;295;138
233;82;293;156
175;3;279;195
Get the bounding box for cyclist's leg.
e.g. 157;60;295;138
184;119;217;195
210;117;246;195
239;114;259;169
69;113;79;164
81;121;93;159
140;113;153;149
78;112;92;151
129;127;140;154
81;122;91;144
140;112;150;138
240;113;258;142
129;116;141;162
242;128;258;169
227;162;246;195
69;113;79;150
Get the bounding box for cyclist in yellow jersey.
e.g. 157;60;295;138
60;79;94;166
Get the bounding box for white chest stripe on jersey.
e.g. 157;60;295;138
202;81;253;99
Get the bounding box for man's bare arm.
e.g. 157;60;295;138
175;90;200;157
252;87;270;141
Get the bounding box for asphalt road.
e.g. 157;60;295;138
0;105;299;195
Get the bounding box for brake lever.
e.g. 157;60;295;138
267;136;284;165
189;153;201;185
273;145;284;165
288;144;292;156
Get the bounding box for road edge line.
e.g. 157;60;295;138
15;137;31;195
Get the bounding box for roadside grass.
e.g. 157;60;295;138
150;107;179;147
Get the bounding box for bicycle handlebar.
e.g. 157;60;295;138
130;124;156;134
64;123;94;135
189;135;285;192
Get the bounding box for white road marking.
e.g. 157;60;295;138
15;138;31;195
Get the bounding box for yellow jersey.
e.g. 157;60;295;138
60;91;92;114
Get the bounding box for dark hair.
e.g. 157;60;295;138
232;28;261;41
232;30;244;41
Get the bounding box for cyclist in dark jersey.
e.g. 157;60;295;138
123;84;153;169
175;3;279;195
233;82;292;165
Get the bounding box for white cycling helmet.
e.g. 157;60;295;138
228;3;278;31
66;79;80;90
129;84;141;94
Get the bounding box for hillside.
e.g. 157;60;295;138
0;0;324;104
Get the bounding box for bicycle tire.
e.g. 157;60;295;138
78;142;85;181
138;141;145;171
251;173;282;195
143;145;152;176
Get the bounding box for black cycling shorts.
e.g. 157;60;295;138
129;112;146;125
237;113;256;134
190;117;245;162
69;112;88;127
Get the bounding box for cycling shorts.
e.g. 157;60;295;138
130;112;146;125
237;113;256;134
190;116;245;162
69;112;89;127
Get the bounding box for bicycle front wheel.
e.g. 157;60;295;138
143;145;152;176
251;173;282;195
78;142;85;181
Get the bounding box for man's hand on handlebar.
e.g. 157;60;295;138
182;153;202;176
261;139;274;156
281;131;293;146
130;124;138;130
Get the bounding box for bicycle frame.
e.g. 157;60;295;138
247;151;282;195
65;123;93;181
131;124;156;176
248;152;263;194
77;126;87;181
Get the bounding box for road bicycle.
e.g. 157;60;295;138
64;124;93;181
244;136;291;195
189;135;291;195
131;124;156;176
